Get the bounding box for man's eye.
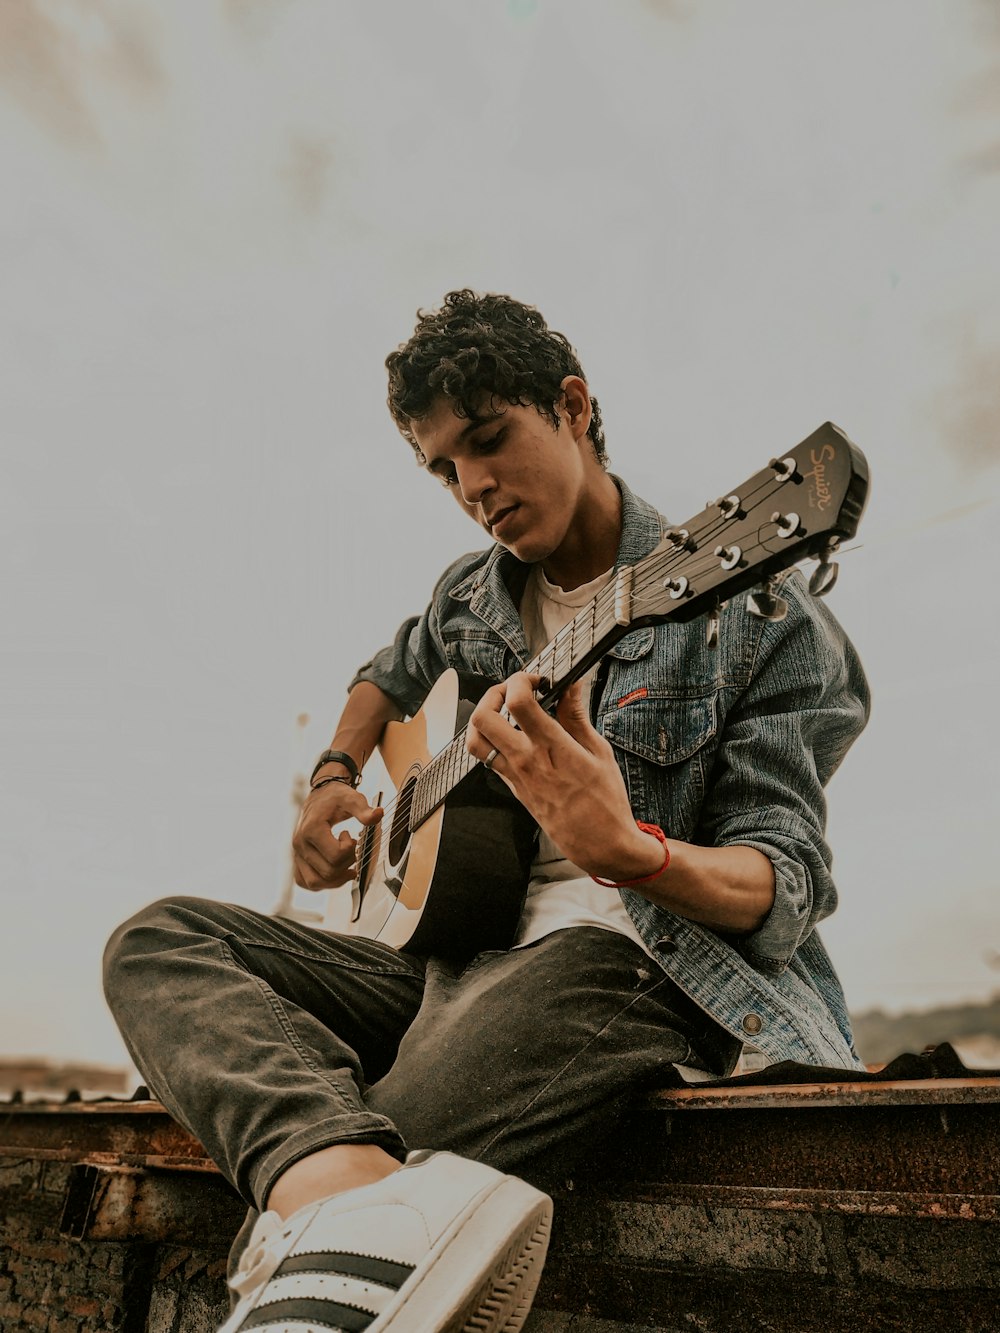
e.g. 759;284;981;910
476;430;505;455
436;467;458;488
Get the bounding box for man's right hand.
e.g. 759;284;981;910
292;782;384;891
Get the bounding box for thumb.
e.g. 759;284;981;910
357;801;384;826
555;680;599;748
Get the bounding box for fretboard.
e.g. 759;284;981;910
410;567;635;828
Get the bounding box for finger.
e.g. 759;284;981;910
465;701;523;759
467;672;551;763
299;813;358;874
335;829;357;859
469;672;543;722
291;818;334;880
307;783;378;822
503;671;564;743
554;680;602;750
465;714;512;767
464;733;521;793
294;834;346;887
294;853;332;890
318;833;362;890
475;679;511;716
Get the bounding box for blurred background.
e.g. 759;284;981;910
1;0;998;1087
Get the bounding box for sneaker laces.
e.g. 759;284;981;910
228;1210;288;1301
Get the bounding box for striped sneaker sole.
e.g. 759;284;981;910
376;1177;552;1333
230;1174;552;1333
459;1209;552;1332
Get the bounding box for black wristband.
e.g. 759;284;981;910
310;749;360;788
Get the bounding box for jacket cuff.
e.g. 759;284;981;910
727;840;815;974
347;650;424;719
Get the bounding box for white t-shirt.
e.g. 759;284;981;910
514;564;655;959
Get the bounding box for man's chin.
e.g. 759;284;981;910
497;536;549;565
481;512;551;563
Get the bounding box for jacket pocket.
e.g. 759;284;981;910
599;693;719;840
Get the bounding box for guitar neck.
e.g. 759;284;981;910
410;588;633;827
409;421;869;832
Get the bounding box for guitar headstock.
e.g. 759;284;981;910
630;422;868;628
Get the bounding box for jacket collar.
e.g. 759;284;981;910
446;476;669;665
611;474;670;568
447;474;668;604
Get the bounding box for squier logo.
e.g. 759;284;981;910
803;443;835;511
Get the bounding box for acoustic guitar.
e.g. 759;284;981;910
325;422;868;959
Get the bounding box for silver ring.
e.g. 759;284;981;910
483;747;500;770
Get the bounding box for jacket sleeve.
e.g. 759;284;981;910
699;574;870;973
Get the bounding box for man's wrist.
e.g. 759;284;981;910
591;822;670;888
312;761;356;783
309;749;360;788
310;771;357;794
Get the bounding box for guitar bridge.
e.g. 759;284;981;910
384;873;404;900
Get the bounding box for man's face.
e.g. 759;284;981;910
409;387;593;567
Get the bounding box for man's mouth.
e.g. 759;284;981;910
487;505;518;536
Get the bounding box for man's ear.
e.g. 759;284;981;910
559;374;593;443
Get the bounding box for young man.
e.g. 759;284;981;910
104;290;870;1332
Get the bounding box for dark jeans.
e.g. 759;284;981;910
103;896;708;1211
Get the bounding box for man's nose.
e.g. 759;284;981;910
458;463;496;507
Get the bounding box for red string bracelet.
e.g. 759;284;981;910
591;821;670;888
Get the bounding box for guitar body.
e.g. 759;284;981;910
336;670;538;960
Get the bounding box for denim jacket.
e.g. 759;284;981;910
351;478;871;1074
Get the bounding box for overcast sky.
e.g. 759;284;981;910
2;0;999;1068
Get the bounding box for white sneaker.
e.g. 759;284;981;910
218;1150;553;1333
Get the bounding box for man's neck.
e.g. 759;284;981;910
541;470;622;591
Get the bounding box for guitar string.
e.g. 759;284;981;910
354;467;811;879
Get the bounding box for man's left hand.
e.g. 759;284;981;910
466;671;664;884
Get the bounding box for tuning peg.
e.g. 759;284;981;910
666;527;695;552
770;456;799;483
705;598;728;649
747;576;789;622
770;510;802;540
809;538;841;598
809;560;839;597
714;543;743;571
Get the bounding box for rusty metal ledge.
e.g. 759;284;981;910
584;1183;1000;1221
0;1099;215;1171
648;1076;1000;1111
3;1077;998;1194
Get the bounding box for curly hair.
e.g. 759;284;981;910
385;290;607;467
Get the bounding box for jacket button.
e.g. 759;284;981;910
742;1013;763;1036
655;936;677;954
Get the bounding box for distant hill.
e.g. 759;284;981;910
0;1057;131;1098
850;993;1000;1065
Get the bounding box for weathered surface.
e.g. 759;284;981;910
1;1076;998;1331
0;1159;229;1332
0;1101;218;1173
527;1195;999;1332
